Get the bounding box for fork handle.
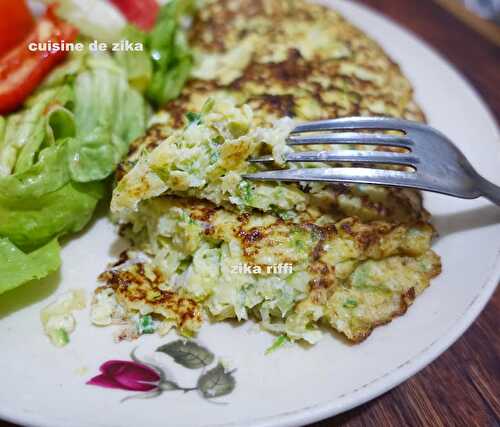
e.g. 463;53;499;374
476;175;500;206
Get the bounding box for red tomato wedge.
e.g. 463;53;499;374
0;6;79;115
110;0;160;31
0;0;35;57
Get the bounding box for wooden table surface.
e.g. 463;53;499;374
311;1;500;426
1;1;498;427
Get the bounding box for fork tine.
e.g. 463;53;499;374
291;117;420;133
244;167;419;189
249;150;419;167
287;133;413;149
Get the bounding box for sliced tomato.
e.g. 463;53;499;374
0;6;79;115
110;0;160;31
0;0;35;57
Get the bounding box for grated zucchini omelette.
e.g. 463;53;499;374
91;0;442;345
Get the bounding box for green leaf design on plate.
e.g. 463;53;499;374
197;364;236;399
156;340;215;369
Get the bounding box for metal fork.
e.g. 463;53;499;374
244;117;500;206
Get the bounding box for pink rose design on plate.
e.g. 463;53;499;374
87;360;161;392
87;342;236;403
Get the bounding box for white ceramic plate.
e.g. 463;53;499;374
1;1;499;426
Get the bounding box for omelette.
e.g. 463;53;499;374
91;0;442;344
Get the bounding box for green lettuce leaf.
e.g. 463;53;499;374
114;26;153;93
0;143;70;200
146;0;193;106
0;86;74;177
116;1;194;107
0;180;104;252
68;55;148;182
0;2;195;294
0;51;148;295
0;239;61;295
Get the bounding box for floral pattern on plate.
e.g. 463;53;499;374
87;340;236;402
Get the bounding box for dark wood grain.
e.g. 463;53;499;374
310;1;500;426
354;0;500;123
433;0;500;47
1;1;498;427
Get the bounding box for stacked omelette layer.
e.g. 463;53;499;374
91;0;441;344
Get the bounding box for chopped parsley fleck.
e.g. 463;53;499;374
53;329;70;346
212;135;224;144
180;211;196;225
239;180;254;204
265;335;289;355
343;299;358;309
270;205;294;220
208;141;220;163
137;315;155;335
186;111;202;125
177;256;193;273
279;211;293;220
289;229;308;251
209;151;220;163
